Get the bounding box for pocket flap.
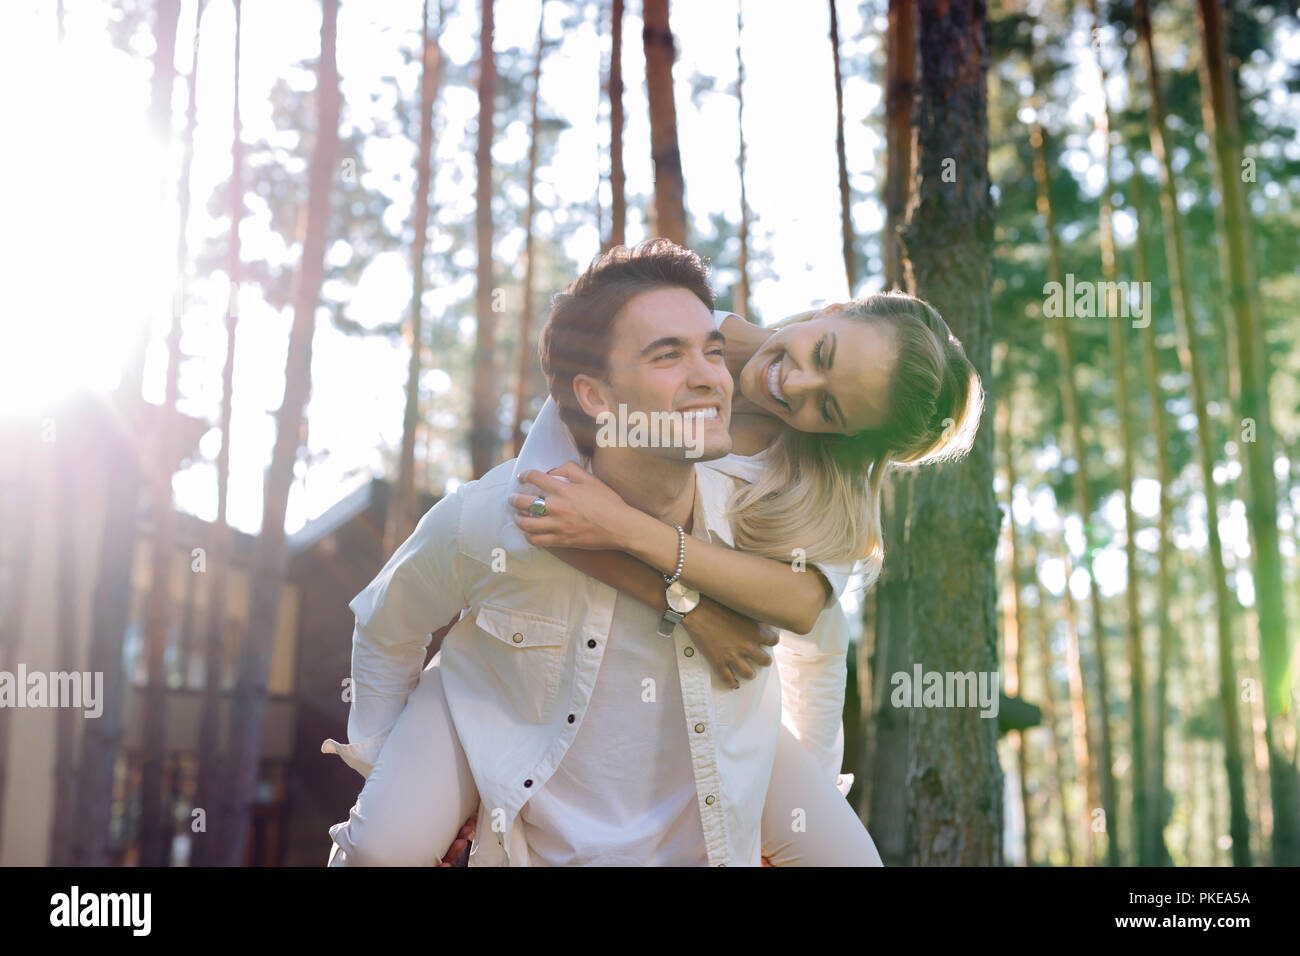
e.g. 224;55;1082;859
474;602;568;648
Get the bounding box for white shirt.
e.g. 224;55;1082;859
520;509;714;866
324;423;779;866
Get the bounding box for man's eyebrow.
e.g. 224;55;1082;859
639;330;726;356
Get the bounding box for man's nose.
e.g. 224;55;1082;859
687;349;731;393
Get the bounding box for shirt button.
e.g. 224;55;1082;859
512;632;524;643
567;714;575;723
524;779;533;788
587;639;597;648
694;722;705;733
683;646;694;657
705;794;715;805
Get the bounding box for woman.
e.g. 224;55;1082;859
325;289;982;866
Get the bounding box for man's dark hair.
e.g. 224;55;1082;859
538;238;715;457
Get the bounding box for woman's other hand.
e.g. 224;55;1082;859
511;462;638;551
683;597;780;690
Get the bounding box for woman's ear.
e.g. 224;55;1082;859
572;373;613;422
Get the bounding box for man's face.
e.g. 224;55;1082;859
574;286;733;462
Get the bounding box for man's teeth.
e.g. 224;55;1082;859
766;357;787;404
682;407;718;420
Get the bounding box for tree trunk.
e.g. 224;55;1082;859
139;0;206;867
1057;534;1099;865
217;0;340;866
1028;99;1119;866
509;6;545;458
862;471;912;866
69;0;182;868
1028;529;1075;865
191;0;242;868
998;394;1033;865
1128;160;1174;866
1196;0;1298;866
605;0;626;250
47;418;83;866
734;3;751;317
900;0;1001;866
469;0;499;478
642;0;686;244
386;0;445;553
861;0;916;859
1134;0;1251;867
0;432;37;862
882;0;915;292
829;0;855;293
1087;0;1149;866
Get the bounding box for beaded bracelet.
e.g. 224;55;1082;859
663;524;686;585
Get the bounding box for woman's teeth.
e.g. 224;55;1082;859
766;357;788;405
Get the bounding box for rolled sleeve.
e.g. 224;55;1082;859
810;558;856;609
321;490;468;779
774;603;852;791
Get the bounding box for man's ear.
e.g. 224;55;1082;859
572;373;614;422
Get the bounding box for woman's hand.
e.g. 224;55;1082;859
683;597;780;690
510;462;640;552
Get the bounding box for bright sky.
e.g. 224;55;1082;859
3;0;1293;608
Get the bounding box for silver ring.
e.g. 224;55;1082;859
528;496;547;517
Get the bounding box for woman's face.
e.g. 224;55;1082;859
737;311;899;435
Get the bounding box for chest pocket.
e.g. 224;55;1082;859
472;602;570;724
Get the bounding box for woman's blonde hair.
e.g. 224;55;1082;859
727;291;984;588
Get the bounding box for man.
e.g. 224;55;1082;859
325;240;836;865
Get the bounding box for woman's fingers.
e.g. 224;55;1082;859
729;657;757;681
546;461;587;482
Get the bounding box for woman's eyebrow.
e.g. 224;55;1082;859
826;333;847;427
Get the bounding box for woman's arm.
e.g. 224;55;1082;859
617;508;829;634
515;464;831;635
545;547;779;689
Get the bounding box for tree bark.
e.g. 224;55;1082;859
900;0;1001;866
642;0;686;245
217;0;340;866
469;0;499;478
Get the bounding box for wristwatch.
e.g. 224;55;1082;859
658;580;701;637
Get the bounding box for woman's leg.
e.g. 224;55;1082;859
761;722;883;866
327;663;479;866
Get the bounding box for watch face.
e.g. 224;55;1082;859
666;580;700;614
